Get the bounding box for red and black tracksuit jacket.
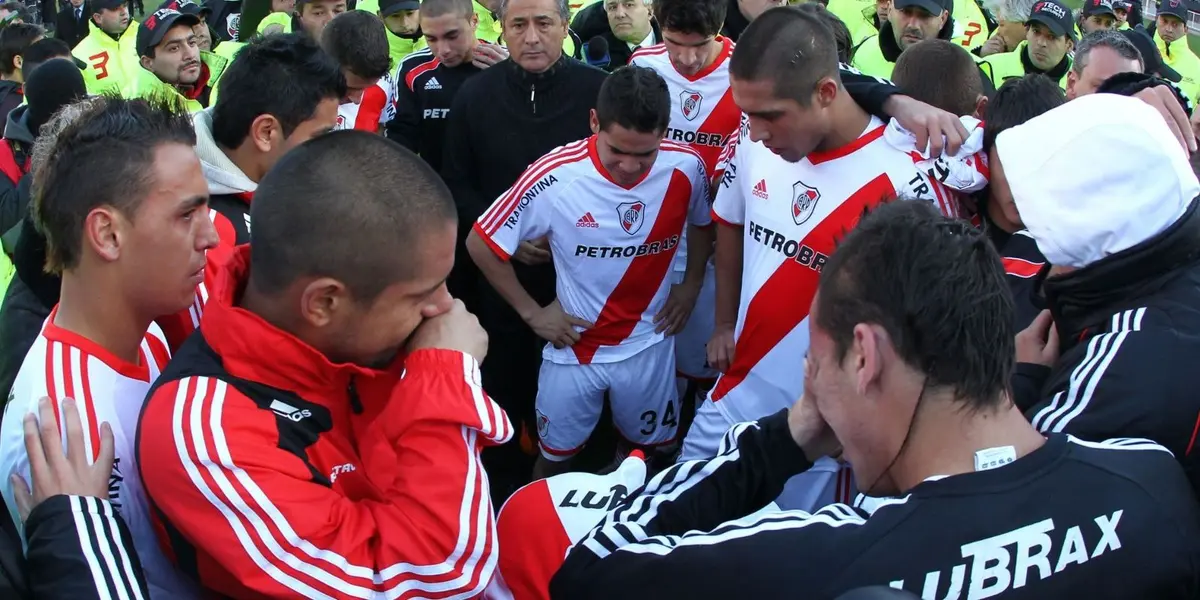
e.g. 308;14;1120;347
136;245;514;598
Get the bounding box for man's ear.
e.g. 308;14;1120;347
973;94;988;120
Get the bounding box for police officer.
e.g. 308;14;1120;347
982;0;1074;88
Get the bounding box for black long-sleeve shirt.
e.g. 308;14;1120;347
1;495;149;599
551;410;1200;599
442;55;608;225
387;48;482;174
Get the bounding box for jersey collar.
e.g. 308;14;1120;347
42;305;151;382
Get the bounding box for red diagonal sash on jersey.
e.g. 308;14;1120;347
694;88;739;176
571;170;694;365
711;174;896;402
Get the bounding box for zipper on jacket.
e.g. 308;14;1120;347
348;378;363;415
530;83;537;115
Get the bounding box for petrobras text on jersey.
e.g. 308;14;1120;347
745;219;830;273
574;234;681;259
666;127;726;148
503;174;559;230
889;509;1124;598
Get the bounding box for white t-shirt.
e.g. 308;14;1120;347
474;136;711;365
708;114;953;426
0;310;199;598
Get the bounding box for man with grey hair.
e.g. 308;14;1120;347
441;0;608;501
1067;28;1143;98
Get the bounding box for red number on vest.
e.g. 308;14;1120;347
960;22;983;47
89;52;110;79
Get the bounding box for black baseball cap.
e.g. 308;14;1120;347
1113;0;1131;10
136;8;200;56
893;0;950;16
1121;25;1183;81
378;0;419;16
1026;0;1075;39
1158;0;1191;20
1082;0;1117;17
90;0;128;12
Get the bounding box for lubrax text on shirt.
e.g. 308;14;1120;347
665;127;726;148
745;219;829;272
891;510;1124;598
502;174;559;230
574;235;681;258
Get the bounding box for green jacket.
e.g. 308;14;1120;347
123;51;230;112
1157;32;1200;104
71;24;141;95
981;41;1070;89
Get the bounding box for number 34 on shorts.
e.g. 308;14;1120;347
534;339;680;460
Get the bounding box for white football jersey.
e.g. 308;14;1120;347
474;137;712;365
629;36;740;177
335;74;395;132
0;309;200;599
708;115;952;425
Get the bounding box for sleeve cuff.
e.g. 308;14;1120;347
471;221;513;262
711;208;743;228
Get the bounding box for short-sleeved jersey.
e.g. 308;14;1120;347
335;74;395;132
629;37;739;178
709;115;949;425
474;136;711;366
0;309;199;598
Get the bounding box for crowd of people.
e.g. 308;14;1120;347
0;0;1193;597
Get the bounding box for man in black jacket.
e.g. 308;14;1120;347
1004;92;1200;495
54;0;90;48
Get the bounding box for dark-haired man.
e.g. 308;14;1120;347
54;0;91;49
0;95;217;599
156;32;344;349
468;66;714;478
388;0;490;171
442;0;608;496
322;11;393;131
0;24;42;122
71;0;138;94
549;198;1200;600
126;8;228;112
20;38;80;80
683;7;976;510
1079;0;1118;34
295;0;348;39
1151;0;1200;103
976;74;1062;330
631;0;737;403
851;0;954;78
377;0;427;70
139;131;511;599
982;0;1075;88
892;39;987;116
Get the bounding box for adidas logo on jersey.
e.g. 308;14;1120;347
270;399;312;422
576;212;599;228
424;77;443;90
752;179;769;199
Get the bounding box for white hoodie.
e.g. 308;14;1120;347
192;108;257;196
